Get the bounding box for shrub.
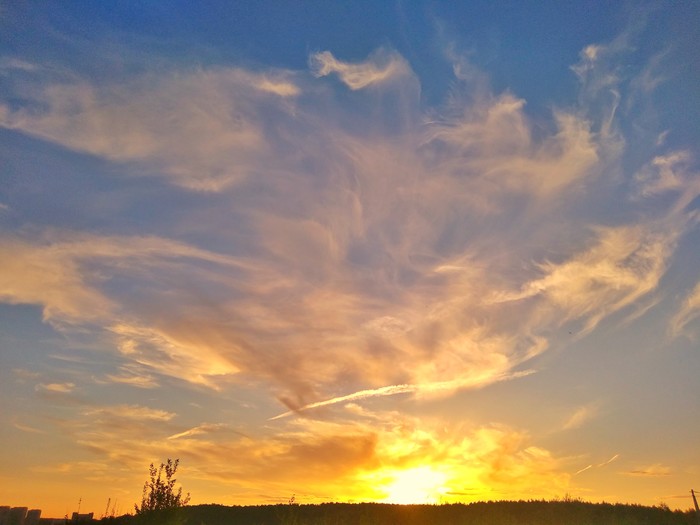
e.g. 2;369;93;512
134;458;190;525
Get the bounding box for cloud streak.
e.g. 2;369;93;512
670;281;700;339
563;404;600;431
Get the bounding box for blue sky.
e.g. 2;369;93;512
1;1;699;517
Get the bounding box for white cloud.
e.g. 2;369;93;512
0;39;696;418
634;151;694;198
102;364;159;389
633;151;700;228
670;281;700;339
0;232;243;325
108;322;240;388
420;95;601;199
0;57;39;72
0;68;300;191
563;404;599;430
272;368;534;420
12;421;45;434
167;423;229;440
36;382;75;394
491;225;674;334
84;404;175;422
625;464;671;477
310;49;412;90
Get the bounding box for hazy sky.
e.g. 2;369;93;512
1;1;699;518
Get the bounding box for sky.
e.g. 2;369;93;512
1;0;699;518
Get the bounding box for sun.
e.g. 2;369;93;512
379;466;449;504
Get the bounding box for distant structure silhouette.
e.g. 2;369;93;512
25;510;41;525
3;507;28;525
70;512;94;523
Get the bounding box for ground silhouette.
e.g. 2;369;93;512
100;499;697;525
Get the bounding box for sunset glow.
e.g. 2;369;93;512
377;467;449;505
1;1;699;518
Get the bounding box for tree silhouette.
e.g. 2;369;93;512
134;458;190;524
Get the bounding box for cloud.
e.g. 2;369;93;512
102;364;159;389
34;381;81;403
36;382;75;394
272;369;534;419
13;368;41;381
0;8;697;512
625;464;671;477
167;423;230;440
51;404;569;505
0;236;117;323
12;421;45;434
0;36;697;418
670;281;700;339
490;225;675;334
0;57;40;72
0;232;243;324
633;151;698;202
0;68;300;191
108;323;240;389
563;404;599;430
309;49;412;90
83;404;175;422
420;96;601;198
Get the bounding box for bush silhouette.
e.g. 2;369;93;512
134;458;190;524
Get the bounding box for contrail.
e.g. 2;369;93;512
575;454;619;475
270;369;534;420
600;453;619;466
270;383;416;420
575;465;593;475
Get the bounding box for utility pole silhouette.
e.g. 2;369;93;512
691;489;700;525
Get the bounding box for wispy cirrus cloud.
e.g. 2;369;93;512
489;224;675;334
167;423;231;440
0;232;248;340
36;382;75;394
0;68;300;191
624;464;671;477
12;421;45;434
309;49;412;90
421;97;601;198
0;34;697;420
563;403;600;431
670;281;700;339
83;404;175;422
101;364;159;389
633;151;700;211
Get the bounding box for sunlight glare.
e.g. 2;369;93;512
379;466;449;504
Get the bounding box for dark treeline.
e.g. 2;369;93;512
99;500;698;525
